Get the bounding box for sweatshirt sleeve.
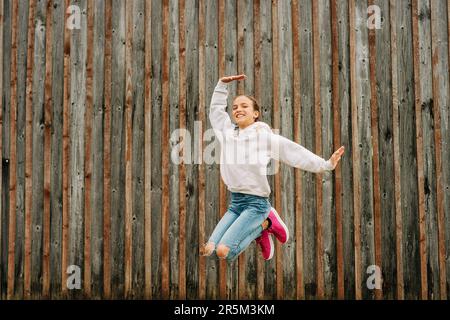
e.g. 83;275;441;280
209;80;234;132
269;132;334;173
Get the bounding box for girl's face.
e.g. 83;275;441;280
232;96;259;129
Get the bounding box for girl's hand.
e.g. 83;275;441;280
220;74;247;83
329;146;345;169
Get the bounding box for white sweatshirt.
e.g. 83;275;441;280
209;80;334;198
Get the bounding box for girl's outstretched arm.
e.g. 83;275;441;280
270;132;344;172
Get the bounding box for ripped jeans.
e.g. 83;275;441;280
207;192;271;262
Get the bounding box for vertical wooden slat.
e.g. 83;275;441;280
442;0;450;301
271;0;282;300
90;0;106;299
43;0;53;299
131;0;146;300
205;0;219;300
396;0;421;300
167;0;181;299
375;0;396;300
1;0;12;300
83;0;94;298
49;0;65;299
13;0;30;299
254;0;265;301
368;0;382;300
161;0;170;300
217;0;227;301
431;0;449;301
311;0;324;299
444;1;450;299
6;0;18;299
349;0;362;300
224;0;238;300
183;0;200;300
144;0;152;300
168;0;180;300
198;0;206;300
0;0;3;299
62;0;72;298
241;0;257;300
110;0;126;299
292;0;304;301
336;0;355;300
298;0;316;300
103;0;112;299
124;0;133;299
69;0;87;299
355;0;375;300
278;0;295;300
330;0;344;300
236;0;246;300
178;0;186;300
411;0;427;300
389;0;404;300
317;0;335;300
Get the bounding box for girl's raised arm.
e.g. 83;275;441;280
209;74;246;132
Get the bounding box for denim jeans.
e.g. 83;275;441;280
207;192;271;262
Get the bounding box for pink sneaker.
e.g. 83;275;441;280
267;207;289;243
255;230;274;260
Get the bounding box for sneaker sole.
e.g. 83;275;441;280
271;207;289;243
267;234;274;260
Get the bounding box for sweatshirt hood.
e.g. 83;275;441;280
236;121;272;135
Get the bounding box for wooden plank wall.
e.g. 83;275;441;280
1;0;450;300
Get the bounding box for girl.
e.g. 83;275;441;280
201;74;345;262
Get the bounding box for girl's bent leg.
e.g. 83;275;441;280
226;224;265;262
202;209;239;255
218;205;270;262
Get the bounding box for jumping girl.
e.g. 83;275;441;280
200;74;345;262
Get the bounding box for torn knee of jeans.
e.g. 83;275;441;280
216;244;230;259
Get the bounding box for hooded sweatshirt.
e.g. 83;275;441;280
209;80;334;198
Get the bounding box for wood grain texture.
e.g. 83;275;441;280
197;0;205;300
396;0;421;300
349;0;362;300
168;0;180;300
49;0;64;299
312;0;326;299
83;0;93;298
124;0;133;298
389;0;404;299
178;0;186;300
43;0;53;299
336;0;355;300
271;0;282;300
0;0;4;299
161;0;170;300
217;0;227;301
90;0;106;299
298;0;316;300
13;0;31;300
330;0;344;300
103;0;112;299
7;0;18;299
430;0;450;300
291;0;304;301
368;0;382;301
411;0;428;300
61;0;71;298
205;0;219;300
